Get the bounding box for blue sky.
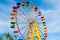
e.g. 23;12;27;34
0;0;60;40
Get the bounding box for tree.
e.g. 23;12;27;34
9;36;13;40
4;32;10;40
0;37;3;40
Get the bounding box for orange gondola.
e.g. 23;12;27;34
21;2;25;6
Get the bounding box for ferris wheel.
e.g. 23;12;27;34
10;1;47;40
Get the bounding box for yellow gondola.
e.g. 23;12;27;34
14;33;17;37
44;28;47;32
10;13;15;19
30;4;34;8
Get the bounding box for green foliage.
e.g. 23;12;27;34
0;37;3;40
9;36;13;40
4;32;13;40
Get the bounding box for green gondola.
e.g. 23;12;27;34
10;24;15;28
43;22;46;26
10;22;15;28
26;2;29;6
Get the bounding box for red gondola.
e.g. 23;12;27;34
35;7;38;12
13;9;17;12
13;6;17;9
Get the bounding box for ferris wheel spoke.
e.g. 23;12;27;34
18;22;28;24
38;9;45;18
22;14;29;21
23;28;28;37
26;6;31;15
23;6;30;17
17;16;28;22
38;26;44;32
34;12;40;21
18;12;29;21
36;17;41;21
17;13;29;22
26;6;30;12
35;14;42;21
23;6;27;13
38;26;44;30
15;14;25;40
19;8;29;19
20;25;28;30
39;29;44;39
19;6;29;18
39;29;44;35
35;15;42;21
22;7;28;16
36;16;46;23
23;6;32;20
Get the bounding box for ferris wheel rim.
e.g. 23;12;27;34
11;1;48;40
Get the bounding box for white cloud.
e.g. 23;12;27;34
47;35;60;40
44;0;60;9
41;9;60;33
40;0;60;34
0;20;10;33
